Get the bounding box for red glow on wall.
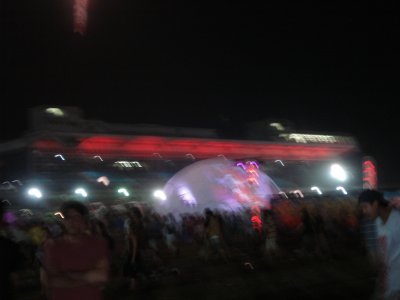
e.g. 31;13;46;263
73;0;90;35
32;140;64;151
32;135;356;161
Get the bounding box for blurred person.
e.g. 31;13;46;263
299;205;316;256
389;197;400;209
0;200;24;300
28;220;47;247
89;218;116;279
313;205;330;258
123;206;145;289
359;190;400;300
43;200;109;300
203;208;228;262
90;218;115;253
162;213;179;256
360;215;379;264
145;211;164;253
36;222;55;297
262;209;279;258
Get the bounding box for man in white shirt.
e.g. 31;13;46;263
359;190;400;300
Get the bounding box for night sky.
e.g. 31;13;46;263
1;0;399;187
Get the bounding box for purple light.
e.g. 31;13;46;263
236;162;245;169
4;212;17;224
249;161;259;168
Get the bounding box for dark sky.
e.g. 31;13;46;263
1;0;399;187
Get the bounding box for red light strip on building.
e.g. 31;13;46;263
31;136;355;161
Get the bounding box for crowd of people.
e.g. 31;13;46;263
1;191;399;300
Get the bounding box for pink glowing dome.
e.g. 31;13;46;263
154;157;281;216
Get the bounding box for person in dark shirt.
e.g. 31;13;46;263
0;199;23;300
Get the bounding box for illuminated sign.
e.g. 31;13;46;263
279;133;356;145
113;161;143;169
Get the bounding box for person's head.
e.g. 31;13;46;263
131;206;143;221
204;208;213;217
61;200;89;235
358;189;388;220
